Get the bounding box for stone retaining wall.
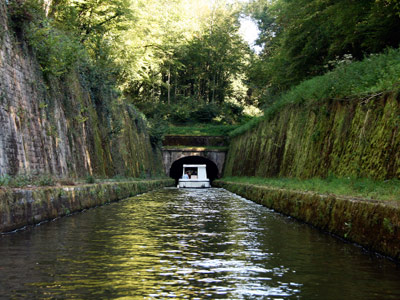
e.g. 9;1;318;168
0;179;174;233
163;135;227;147
0;2;162;178
214;181;400;261
224;93;400;180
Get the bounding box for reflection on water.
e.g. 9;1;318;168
0;188;399;299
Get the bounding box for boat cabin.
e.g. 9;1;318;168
178;164;210;188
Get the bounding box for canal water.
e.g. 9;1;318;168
0;188;399;299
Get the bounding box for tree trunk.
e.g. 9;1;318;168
167;64;171;105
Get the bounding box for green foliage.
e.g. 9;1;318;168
280;49;400;102
0;173;56;187
49;0;133;45
2;174;32;188
0;174;12;186
36;174;56;186
229;115;262;137
7;0;43;35
167;124;239;136
7;0;131;79
231;48;400;138
104;174;168;182
85;175;96;184
7;0;85;77
169;104;192;124
147;117;168;148
9;0;254;129
220;176;400;202
119;0;254;125
163;10;249;105
246;0;400;96
190;104;219;123
383;218;395;234
139;96;249;127
26;20;84;77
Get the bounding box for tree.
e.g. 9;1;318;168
115;0;251;119
246;0;400;98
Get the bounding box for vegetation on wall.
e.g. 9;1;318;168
224;91;400;181
4;0;400;183
219;176;400;202
4;0;164;179
230;48;400;138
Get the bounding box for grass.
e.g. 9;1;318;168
167;124;239;136
218;176;400;202
0;173;169;189
230;48;400;138
0;174;57;188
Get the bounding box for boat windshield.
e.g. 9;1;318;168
184;167;197;178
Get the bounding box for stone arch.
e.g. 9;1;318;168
162;149;226;179
169;156;219;184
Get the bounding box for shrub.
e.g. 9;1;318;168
8;0;42;36
0;174;12;187
85;175;96;184
35;174;56;186
26;20;84;78
169;104;191;124
148;116;168;147
191;103;219;123
8;0;84;78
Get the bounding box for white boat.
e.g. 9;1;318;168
178;164;211;188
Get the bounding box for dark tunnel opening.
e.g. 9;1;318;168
170;156;219;185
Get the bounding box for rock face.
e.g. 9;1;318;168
224;93;400;180
0;2;162;178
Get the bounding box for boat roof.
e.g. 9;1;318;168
183;164;206;168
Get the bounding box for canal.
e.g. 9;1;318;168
0;188;399;299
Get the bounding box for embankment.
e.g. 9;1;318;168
0;179;174;233
224;92;400;180
214;180;400;261
0;2;162;178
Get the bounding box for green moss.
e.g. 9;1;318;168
218;176;400;202
383;217;395;234
224;92;400;180
0;179;174;233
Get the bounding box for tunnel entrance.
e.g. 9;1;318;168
170;156;219;185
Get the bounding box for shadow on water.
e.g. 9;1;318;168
0;188;399;299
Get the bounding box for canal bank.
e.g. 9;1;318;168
2;187;400;299
214;180;400;261
0;179;174;233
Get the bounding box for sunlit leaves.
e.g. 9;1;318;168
246;0;400;100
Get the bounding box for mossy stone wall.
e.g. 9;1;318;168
214;181;400;261
0;2;163;178
163;135;228;147
224;93;400;180
0;179;174;233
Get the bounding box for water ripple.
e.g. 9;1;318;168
0;188;399;299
